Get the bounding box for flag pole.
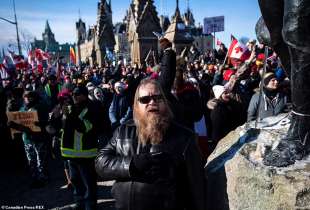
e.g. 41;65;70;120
13;0;22;55
221;50;229;67
255;46;269;128
221;41;231;67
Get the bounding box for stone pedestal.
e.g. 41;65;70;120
205;114;310;210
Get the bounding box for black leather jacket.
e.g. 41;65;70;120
95;120;206;210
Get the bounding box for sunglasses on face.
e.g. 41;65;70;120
138;94;164;104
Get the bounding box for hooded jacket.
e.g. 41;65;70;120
247;90;287;121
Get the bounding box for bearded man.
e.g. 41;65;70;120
95;78;206;210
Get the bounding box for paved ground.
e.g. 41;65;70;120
0;138;115;210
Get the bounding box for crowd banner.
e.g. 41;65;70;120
6;111;41;137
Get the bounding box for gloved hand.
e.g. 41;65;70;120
130;153;153;178
7;121;33;134
147;152;172;181
132;153;152;172
7;121;20;129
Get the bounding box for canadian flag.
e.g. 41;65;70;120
35;48;44;61
13;54;25;70
34;48;49;73
227;37;250;61
28;50;35;67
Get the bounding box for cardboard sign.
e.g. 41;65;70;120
7;111;41;137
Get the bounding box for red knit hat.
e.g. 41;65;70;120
257;53;265;61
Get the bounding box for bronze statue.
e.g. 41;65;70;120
257;0;310;167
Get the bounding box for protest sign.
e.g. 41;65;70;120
6;111;41;137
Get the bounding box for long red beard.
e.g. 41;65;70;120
134;109;171;145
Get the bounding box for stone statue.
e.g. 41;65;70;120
257;0;310;167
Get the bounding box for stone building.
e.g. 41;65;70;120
126;0;162;65
159;15;170;33
31;20;72;63
164;0;194;55
76;0;115;67
182;6;214;52
114;22;130;60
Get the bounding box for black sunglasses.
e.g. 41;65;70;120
138;94;164;104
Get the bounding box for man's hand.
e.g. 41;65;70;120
62;105;72;116
147;152;172;182
7;121;33;134
132;153;153;172
7;121;20;129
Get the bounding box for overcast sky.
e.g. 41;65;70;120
0;0;261;53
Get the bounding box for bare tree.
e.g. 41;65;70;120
6;28;34;55
20;29;34;53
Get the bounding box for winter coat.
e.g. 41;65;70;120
159;47;176;94
247;91;287;121
208;99;244;143
109;93;132;127
95;120;206;210
175;83;203;130
158;48;186;126
61;101;101;159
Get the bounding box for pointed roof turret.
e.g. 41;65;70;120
44;20;52;33
132;0;147;20
164;0;194;54
183;0;195;27
97;0;115;49
171;0;182;23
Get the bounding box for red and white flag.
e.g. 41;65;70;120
227;36;250;61
35;48;44;61
28;50;35;67
13;54;25;70
34;48;49;73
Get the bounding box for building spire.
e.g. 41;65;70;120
78;9;81;19
45;20;51;32
173;0;181;20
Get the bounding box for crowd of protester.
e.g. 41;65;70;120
0;38;291;209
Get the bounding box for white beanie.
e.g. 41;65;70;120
114;81;126;91
212;85;225;99
86;82;95;91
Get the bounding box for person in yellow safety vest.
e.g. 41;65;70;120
44;74;62;110
60;85;100;210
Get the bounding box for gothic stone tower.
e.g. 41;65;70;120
127;0;161;65
164;0;194;55
76;18;86;65
95;0;115;67
42;20;59;52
